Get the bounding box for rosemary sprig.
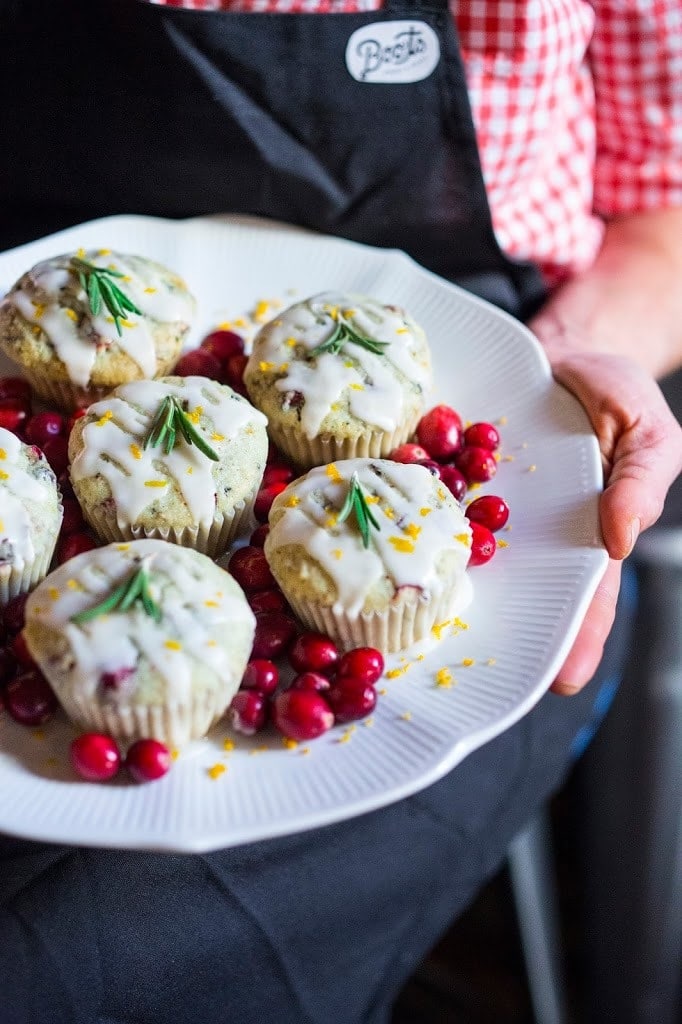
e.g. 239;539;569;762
336;472;381;549
71;562;162;624
144;395;219;462
70;257;142;337
310;311;390;359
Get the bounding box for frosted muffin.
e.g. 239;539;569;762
0;249;196;410
0;427;63;605
69;376;268;557
244;292;432;468
24;539;256;747
265;458;473;652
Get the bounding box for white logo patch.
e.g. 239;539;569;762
345;21;440;84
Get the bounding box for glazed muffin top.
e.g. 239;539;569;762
69;376;268;532
244;292;432;440
0;249;195;387
265;458;472;617
24;538;256;706
0;427;62;575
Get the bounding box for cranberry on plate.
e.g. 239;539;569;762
272;688;334;741
126;738;172;782
70;733;121;782
416;404;463;462
288;631;339;675
465;494;510;532
468;521;497;566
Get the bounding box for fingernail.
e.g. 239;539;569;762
626;517;641;557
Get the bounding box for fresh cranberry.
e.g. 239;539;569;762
5;669;58;726
468;521;497;566
389;442;431;464
41;435;69;475
60;497;86;536
0;398;30;435
2;593;28;634
173;348;222;380
248;589;288;614
272;689;334;741
327;676;377;723
416;459;442;478
66;408;87;435
465;495;510;532
10;631;35;668
262;463;294;488
464;421;501;451
70;733;121;782
100;666;135;690
221;353;249;391
455;446;497;484
0;648;17;688
249;524;270;548
266;441;285;465
336;647;384;686
438;464;468;502
289;632;339;675
254;482;288;523
57;531;97;564
229;545;275;592
24;411;65;447
228;690;269;735
125;738;172;782
290;671;331;693
241;658;279;695
0;377;32;404
201;329;245;363
416;405;463;462
251;611;297;660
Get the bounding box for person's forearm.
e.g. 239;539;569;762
531;208;682;379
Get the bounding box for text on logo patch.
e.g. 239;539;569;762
345;21;440;84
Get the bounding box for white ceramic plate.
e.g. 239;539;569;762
0;214;607;852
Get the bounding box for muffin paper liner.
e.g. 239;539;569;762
0;537;59;606
22;355;180;414
282;576;473;653
266;408;422;470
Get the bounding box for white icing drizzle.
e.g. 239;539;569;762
266;459;472;617
251;292;432;438
6;250;194;387
70;377;267;528
0;428;52;570
26;539;255;701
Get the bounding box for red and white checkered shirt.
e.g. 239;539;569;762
149;0;682;283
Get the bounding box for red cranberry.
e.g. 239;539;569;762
455;446;497;484
327;676;377;722
272;689;334;741
2;592;28;634
389;442;431;464
0;648;17;687
254;482;288;523
250;524;270;548
66;408;87;435
251;611;297;659
248;589;288;614
60;497;86;536
0;398;30;435
228;690;269;735
5;669;58;726
465;495;510;532
262;463;294;488
10;631;35;668
464;421;500;451
222;353;249;390
290;671;331;693
416;459;442;478
24;411;65;447
468;521;497;566
438;464;468;502
0;377;32;404
100;666;135;690
201;329;245;363
41;435;69;475
336;647;384;686
241;659;279;695
126;738;172;782
416;405;463;461
289;632;339;675
229;545;275;592
70;733;121;782
57;531;98;564
173;348;222;380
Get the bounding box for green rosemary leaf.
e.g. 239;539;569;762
70;579;135;624
310;313;390;360
336;472;380;549
143;395;219;461
87;274;102;317
164;424;176;455
71;564;163;624
69;256;140;337
118;569;144;612
173;399;219;462
144;396;174;451
140;580;162;623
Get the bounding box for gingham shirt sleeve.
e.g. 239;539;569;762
589;0;682;216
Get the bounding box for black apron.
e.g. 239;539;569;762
0;4;631;1023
